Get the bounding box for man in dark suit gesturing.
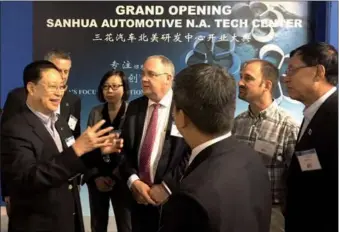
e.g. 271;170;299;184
120;55;189;232
1;60;122;232
1;50;81;216
159;63;272;232
283;42;338;232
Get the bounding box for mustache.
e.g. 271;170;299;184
239;86;247;91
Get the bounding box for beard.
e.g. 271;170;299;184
238;87;247;100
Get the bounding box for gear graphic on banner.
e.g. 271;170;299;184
184;1;305;105
185;32;241;76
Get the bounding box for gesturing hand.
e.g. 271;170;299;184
101;132;124;155
72;120;114;156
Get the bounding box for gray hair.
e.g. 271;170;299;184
145;55;175;76
44;49;71;61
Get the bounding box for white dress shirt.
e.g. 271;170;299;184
56;104;61;115
299;87;337;141
26;104;63;153
188;132;232;167
128;89;173;188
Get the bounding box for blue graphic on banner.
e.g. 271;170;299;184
32;1;311;218
33;1;310;133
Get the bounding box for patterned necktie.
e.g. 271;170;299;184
139;103;160;185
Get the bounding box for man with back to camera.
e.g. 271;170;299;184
1;49;81;221
282;42;338;232
232;59;299;232
1;60;122;232
158;63;272;232
119;55;190;232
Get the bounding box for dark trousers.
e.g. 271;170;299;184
8;218;13;231
87;181;132;232
74;212;84;232
131;203;160;232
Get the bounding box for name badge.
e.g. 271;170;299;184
296;149;322;172
170;124;183;138
68;115;78;131
254;139;276;156
65;136;75;147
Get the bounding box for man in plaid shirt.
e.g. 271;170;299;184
232;59;300;232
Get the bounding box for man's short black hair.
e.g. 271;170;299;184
290;42;338;85
173;63;236;135
23;60;59;91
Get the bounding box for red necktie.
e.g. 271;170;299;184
139;103;160;185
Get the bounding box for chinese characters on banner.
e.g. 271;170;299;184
109;60;142;84
93;33;251;43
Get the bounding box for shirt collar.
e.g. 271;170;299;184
188;131;232;166
56;104;61;115
303;87;337;121
247;100;277;119
148;89;173;108
26;103;59;125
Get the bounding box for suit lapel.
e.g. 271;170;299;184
55;118;81;181
165;102;174;137
60;92;71;121
183;147;211;179
296;119;305;142
296;91;338;150
182;137;236;179
23;107;60;155
154;103;174;181
135;97;148;155
55;119;73;150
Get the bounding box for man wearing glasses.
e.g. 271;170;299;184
1;60;122;232
1;49;81;138
1;49;81;228
282;42;338;232
119;55;189;232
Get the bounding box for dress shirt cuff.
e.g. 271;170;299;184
161;181;172;195
127;174;139;189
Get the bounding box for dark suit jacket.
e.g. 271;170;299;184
120;96;190;192
1;106;93;232
159;136;272;232
1;87;81;198
285;91;338;232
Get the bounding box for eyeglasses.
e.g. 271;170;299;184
285;66;309;76
102;84;123;91
141;70;169;79
40;83;68;93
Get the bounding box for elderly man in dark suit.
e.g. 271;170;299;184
158;63;272;232
1;49;81;223
1;60;122;232
283;42;338;232
120;55;190;232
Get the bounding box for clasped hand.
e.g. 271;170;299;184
95;176;115;192
131;180;170;206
